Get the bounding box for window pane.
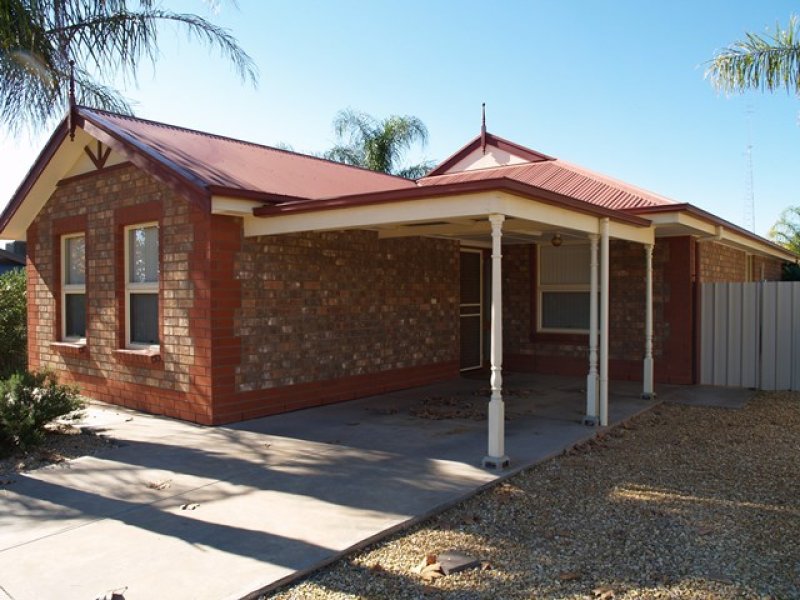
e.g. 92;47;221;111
65;236;85;285
129;226;159;284
539;244;590;285
542;292;590;330
65;294;86;338
130;293;159;344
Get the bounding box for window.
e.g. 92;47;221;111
538;243;590;333
125;223;159;347
62;234;86;341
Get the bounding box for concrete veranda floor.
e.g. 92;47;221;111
0;373;658;600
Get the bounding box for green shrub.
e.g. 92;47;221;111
0;371;83;455
782;262;800;281
0;268;27;379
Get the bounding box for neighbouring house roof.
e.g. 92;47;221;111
0;248;25;266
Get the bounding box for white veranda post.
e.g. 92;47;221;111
599;218;610;427
585;234;600;424
483;214;509;469
643;243;655;398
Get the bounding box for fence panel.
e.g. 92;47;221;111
700;281;800;391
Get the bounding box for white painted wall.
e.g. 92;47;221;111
446;146;530;173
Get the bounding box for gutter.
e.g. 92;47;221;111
254;177;652;228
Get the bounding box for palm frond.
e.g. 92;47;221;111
331;108;376;146
1;0;258;135
323;145;365;167
395;160;436;180
769;206;800;255
707;15;800;95
325;108;432;175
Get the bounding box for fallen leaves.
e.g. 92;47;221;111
412;554;444;582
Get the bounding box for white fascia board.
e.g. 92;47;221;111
2;129;94;240
243;192;508;237
651;211;794;260
607;220;655;245
243;190;654;242
211;196;263;216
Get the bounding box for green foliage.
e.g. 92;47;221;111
0;370;83;455
324;108;435;178
0;268;26;380
706;15;800;95
1;0;258;135
769;206;800;256
782;262;800;281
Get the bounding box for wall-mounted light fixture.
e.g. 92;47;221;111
550;233;563;247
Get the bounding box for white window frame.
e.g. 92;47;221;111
61;233;86;343
537;242;591;334
124;222;160;349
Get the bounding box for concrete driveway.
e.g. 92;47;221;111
0;374;656;600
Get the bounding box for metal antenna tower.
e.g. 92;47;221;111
743;105;756;233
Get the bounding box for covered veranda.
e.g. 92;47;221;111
225;183;658;468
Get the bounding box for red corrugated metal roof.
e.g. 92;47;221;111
419;156;677;211
80;108;417;200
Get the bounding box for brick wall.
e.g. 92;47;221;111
504;237;695;384
27;163;214;423
211;230;460;421
751;255;784;281
698;242;747;283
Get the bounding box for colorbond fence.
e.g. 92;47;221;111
700;281;800;391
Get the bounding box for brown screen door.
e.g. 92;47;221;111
460;249;483;370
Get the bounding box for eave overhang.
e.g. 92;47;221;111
247;179;654;245
627;204;797;262
253;178;650;227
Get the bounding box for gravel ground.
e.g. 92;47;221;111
0;417;117;478
265;392;800;600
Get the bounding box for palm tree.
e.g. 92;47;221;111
1;0;257;135
706;15;800;95
769;206;800;255
324;108;435;179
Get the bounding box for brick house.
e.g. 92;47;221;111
0;107;793;465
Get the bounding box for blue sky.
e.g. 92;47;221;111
2;0;798;238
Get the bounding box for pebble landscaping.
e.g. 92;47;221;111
266;392;800;600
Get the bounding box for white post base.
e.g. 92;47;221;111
482;454;510;470
599;377;608;427
584;373;599;425
484;392;509;469
642;357;655;399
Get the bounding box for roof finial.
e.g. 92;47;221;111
68;59;77;141
480;102;487;155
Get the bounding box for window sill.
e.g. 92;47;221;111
114;348;162;367
50;341;89;357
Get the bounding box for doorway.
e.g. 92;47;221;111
460;249;483;370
